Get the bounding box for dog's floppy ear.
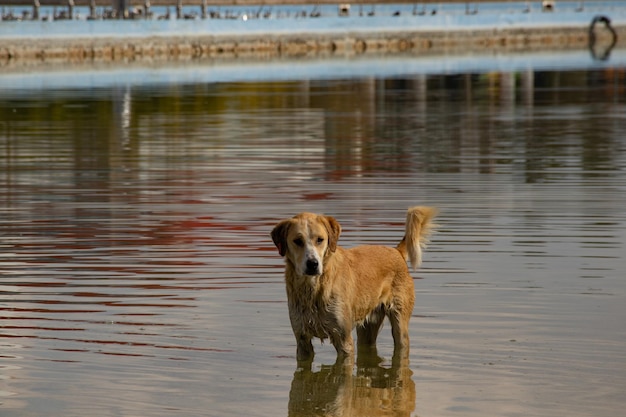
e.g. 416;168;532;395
271;219;292;257
322;215;341;253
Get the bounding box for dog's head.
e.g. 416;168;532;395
271;212;341;278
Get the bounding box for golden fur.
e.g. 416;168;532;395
271;206;437;361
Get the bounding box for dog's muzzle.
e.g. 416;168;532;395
305;258;320;276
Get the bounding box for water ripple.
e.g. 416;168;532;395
1;67;625;417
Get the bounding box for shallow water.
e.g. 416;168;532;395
1;64;625;417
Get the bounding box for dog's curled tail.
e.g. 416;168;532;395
397;206;438;270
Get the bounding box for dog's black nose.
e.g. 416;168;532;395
305;259;319;275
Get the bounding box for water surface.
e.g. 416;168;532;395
1;63;625;416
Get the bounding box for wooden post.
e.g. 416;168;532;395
89;0;96;19
33;0;40;20
113;0;128;18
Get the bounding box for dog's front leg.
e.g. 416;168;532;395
296;334;314;362
330;323;354;359
333;336;354;359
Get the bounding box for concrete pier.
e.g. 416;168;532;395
0;2;624;67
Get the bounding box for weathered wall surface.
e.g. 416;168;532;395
1;27;622;62
1;4;624;68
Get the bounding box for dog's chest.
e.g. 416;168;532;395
288;291;340;340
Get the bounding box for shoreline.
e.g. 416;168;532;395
1;3;625;67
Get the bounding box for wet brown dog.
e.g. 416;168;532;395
271;206;437;362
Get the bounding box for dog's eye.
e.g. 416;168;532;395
316;237;324;245
293;238;304;247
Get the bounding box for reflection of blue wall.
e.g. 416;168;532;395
2;50;626;92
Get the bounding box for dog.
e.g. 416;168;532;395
271;206;437;362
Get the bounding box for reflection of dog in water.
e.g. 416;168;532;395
288;348;415;417
271;206;437;362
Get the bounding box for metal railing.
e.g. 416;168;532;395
0;1;559;21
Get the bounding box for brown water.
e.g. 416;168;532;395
1;68;625;417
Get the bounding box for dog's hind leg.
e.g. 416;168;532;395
387;306;411;355
357;305;385;347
